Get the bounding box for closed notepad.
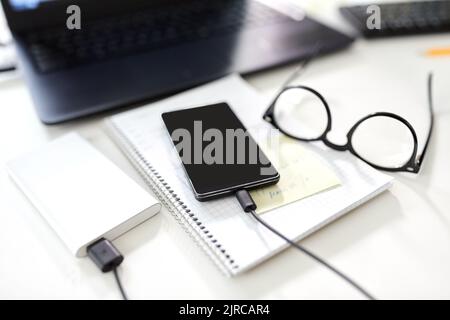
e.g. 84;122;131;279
106;75;393;276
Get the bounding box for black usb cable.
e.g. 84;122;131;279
235;189;376;300
86;191;375;300
87;239;129;300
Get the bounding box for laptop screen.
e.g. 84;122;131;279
9;0;55;11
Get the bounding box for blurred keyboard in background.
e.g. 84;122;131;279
26;0;290;73
340;0;450;38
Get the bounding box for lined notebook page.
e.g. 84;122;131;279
107;75;393;275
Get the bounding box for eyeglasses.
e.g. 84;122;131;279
263;66;434;173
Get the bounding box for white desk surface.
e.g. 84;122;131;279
1;1;450;299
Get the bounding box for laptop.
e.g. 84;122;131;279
1;0;353;124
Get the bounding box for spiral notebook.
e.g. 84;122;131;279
105;75;393;276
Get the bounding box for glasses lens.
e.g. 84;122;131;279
273;87;329;140
351;116;415;168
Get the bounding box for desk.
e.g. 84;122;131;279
1;1;450;299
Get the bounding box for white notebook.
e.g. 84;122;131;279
105;75;393;276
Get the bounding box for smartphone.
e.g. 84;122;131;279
162;102;280;201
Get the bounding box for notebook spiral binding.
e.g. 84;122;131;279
106;119;239;276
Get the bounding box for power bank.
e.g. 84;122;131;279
7;132;161;257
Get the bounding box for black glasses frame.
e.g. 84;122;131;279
263;74;434;173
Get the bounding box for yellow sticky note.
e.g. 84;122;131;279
250;136;340;214
425;47;450;57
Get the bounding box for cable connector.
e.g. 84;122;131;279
87;238;123;272
87;238;128;300
235;189;257;212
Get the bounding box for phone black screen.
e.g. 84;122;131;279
162;103;279;200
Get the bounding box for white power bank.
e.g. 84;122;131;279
7;132;161;257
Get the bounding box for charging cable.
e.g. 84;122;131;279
87;239;129;300
235;190;376;300
85;191;375;300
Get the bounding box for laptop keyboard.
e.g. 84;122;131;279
340;0;450;38
25;0;292;73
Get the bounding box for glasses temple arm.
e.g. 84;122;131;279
264;50;317;118
279;58;311;90
271;44;322;104
417;72;435;166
